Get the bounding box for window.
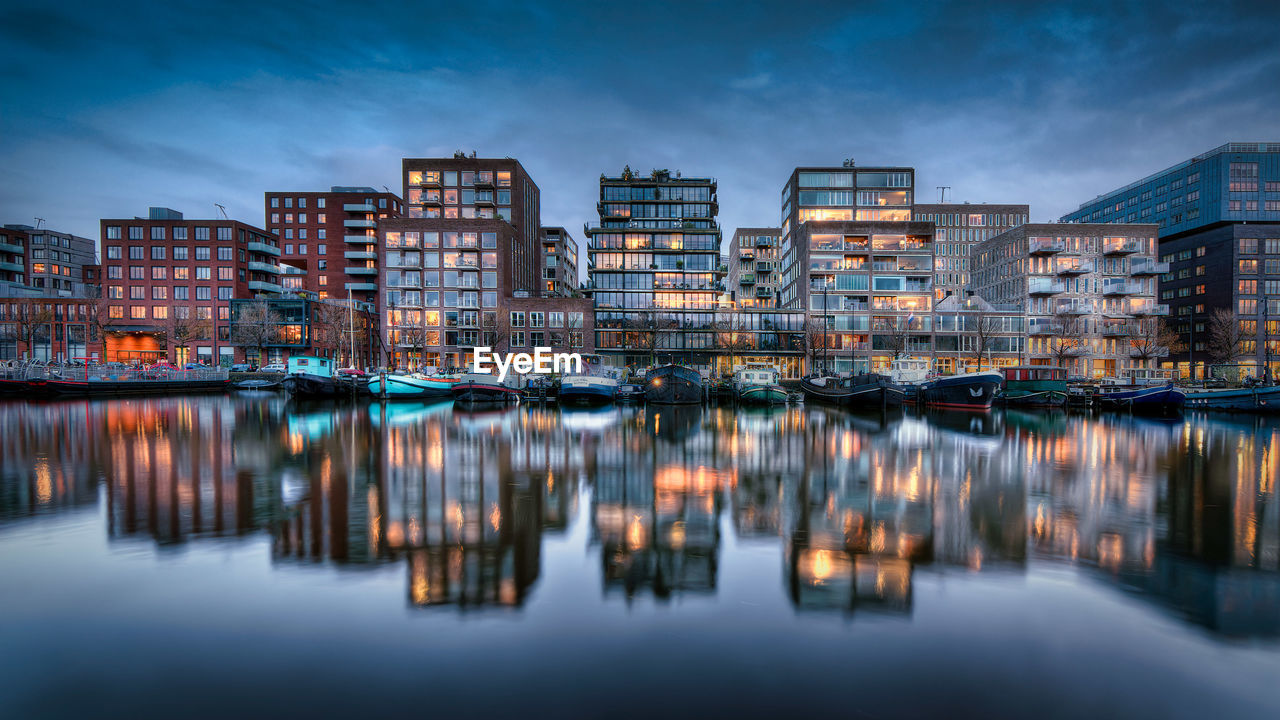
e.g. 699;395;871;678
217;227;232;241
218;287;233;300
1240;238;1259;254
196;267;211;280
130;306;147;319
511;331;526;347
107;266;122;279
174;286;189;300
106;226;121;240
196;247;210;261
271;197;280;208
1229;162;1258;192
1239;280;1257;295
549;311;564;328
128;227;144;240
1240;259;1259;273
195;287;211;300
106;246;121;259
218;267;234;280
529;312;544;328
152;286;167;300
218;247;233;261
151;246;166;260
128;246;144;260
129;286;145;299
195;227;210;241
173;226;187;241
129;267;144;280
151;267;166;280
510;311;525;327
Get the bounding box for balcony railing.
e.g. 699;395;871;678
1028;321;1062;335
344;251;377;260
1102;279;1141;295
1103;237;1141;255
755;287;773;297
344;219;376;229
344;234;376;244
1102;324;1131;337
343;203;375;212
0;240;23;254
345;266;378;275
1028;277;1065;295
1130;259;1170;276
246;241;281;257
739;273;756;284
345;282;377;291
1055;259;1094;275
1056;303;1091;315
247;261;282;275
1028;237;1064;254
0;260;25;272
247;280;283;294
1128;303;1170;316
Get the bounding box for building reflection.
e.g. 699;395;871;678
0;397;1275;634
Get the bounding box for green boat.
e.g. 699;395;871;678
1000;366;1067;407
733;365;787;405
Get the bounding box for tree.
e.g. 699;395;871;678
966;314;1002;372
85;296;119;360
0;301;54;360
714;312;752;374
803;318;829;374
1047;311;1088;372
1125;318;1180;367
230;300;282;365
1205;308;1245;367
877;316;909;362
161;309;211;364
626;310;672;368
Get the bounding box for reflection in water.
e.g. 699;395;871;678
1;398;1278;636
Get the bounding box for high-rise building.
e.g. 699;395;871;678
379;155;592;370
98;207;283;365
970;223;1164;379
585;167;724;370
539;226;579;297
263;187;403;305
1060;142;1280;379
727;227;781;309
911;203;1029;301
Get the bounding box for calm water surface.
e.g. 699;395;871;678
1;396;1278;719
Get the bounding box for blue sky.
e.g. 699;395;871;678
2;0;1278;256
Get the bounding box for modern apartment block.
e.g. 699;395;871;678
379;155;592;370
0;226;27;294
540;226;579;296
1061;142;1280;379
912;203;1029;302
970;223;1164;379
585;167;724;370
727;227;782;309
98;207;284;365
263;187;403;305
0;224;97;298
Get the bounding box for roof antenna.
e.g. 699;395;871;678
936;186;950;203
214;203;228;220
382;185;391;194
33;217;45;229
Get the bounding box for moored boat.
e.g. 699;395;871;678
920;371;1004;410
369;372;459;399
644;364;703;404
1182;385;1279;413
559;367;622;405
799;374;853;404
888;358;930;404
281;356;341;398
845;373;905;410
451;373;522;405
733;365;787;405
616;382;645;402
1096;382;1185;414
1000;366;1068;407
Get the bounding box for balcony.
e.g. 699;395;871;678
344;219;376;229
740;249;755;259
1130;259;1170;276
417;176;442;188
344;234;376;244
755;287;773;297
280;264;306;275
1028;237;1064;254
1055;259;1094;275
247;261;282;275
739;273;756;284
756;260;775;272
1028;321;1062;335
755;236;776;247
1129;303;1170;316
344;250;377;260
0;240;23;254
343;203;375;213
246;241;281;257
247;280;283;294
345;282;377;292
345;266;378;275
1102;279;1140;295
1028;277;1065;295
1056;303;1090;315
0;260;24;272
473;176;495;189
1102;324;1130;337
1103;237;1141;255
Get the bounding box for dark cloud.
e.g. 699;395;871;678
1;0;1278;267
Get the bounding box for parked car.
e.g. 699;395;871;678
260;363;287;373
229;363;252;373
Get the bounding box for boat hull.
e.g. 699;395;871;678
1096;383;1185;413
559;376;618;405
847;382;905;409
737;384;788;405
369;374;456;399
800;376;852;404
1002;390;1067;408
1183;386;1280;413
38;378;228;396
920;372;1004;410
452;381;521;405
645;365;703;404
283;373;341;398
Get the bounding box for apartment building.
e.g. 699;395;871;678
0;226;27;293
0;224;97;298
540;226;579;296
912;203;1029;301
727;227;782;309
98;207;283;365
1062;142;1280;379
970;223;1164;379
584;167;725;370
263;187;404;305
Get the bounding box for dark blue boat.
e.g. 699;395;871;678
644;364;703;404
1184;385;1280;413
1096;382;1185;414
919;371;1004;410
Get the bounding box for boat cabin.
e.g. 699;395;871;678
889;359;929;384
1002;366;1067;383
287;356;334;378
1122;367;1176;387
735;367;779;386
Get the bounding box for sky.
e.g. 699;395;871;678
2;0;1278;271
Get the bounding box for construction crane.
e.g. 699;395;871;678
214;203;228;220
936;186;951;203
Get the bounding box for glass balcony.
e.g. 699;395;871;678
344;219;376;229
0;240;23;254
343;203;375;212
1102;279;1140;295
344;234;376;244
1103;237;1141;255
1128;302;1170;316
1055;259;1094;275
1130;259;1170;275
247;280;283;293
1102;324;1131;337
246;241;281;257
345;282;377;291
1028;320;1062;335
1028;237;1064;254
1028;277;1065;295
739;273;756;284
0;260;24;272
1056;303;1091;315
755;287;773;297
344;251;377;260
345;267;378;275
247;261;282;275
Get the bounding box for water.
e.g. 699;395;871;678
1;396;1277;719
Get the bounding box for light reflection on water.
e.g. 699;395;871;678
1;396;1278;717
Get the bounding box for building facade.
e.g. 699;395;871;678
540;226;579;297
585;167;724;370
0;297;104;361
228;295;378;368
912;203;1029;302
98;208;284;365
727;227;782;309
0;224;98;298
0;226;27;293
1061;142;1280;379
263;187;404;306
970;223;1164;379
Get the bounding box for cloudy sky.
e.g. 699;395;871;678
2;0;1278;263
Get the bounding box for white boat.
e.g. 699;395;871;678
560;360;624;405
733;365;787;405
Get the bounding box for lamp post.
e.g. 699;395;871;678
1187;306;1196;384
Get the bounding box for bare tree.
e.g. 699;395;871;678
966;314;1002;372
0;301;54;360
1205;308;1245;367
803;318;829;374
1126;318;1181;367
715;312;753;374
626;310;672;368
161;309;210;364
230;300;282;366
1047;311;1088;372
482;310;509;354
876;316;909;361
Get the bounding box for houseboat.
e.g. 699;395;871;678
1184;385;1280;413
889;358;930;403
369;372;460;400
919;370;1005;410
733;365;788;405
451;373;522;405
282;356;342;398
1000;366;1068;407
644;364;704;404
559;358;623;405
